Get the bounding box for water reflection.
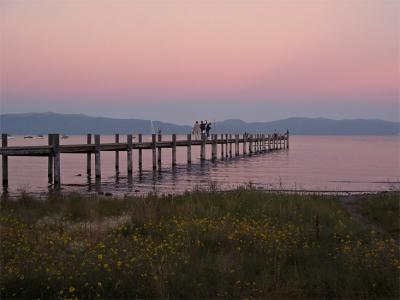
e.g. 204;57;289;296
0;136;399;196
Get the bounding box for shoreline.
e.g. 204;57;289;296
2;185;397;200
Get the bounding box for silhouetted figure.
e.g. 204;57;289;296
192;121;201;140
206;122;212;138
200;121;206;135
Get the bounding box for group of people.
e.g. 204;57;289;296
192;120;212;140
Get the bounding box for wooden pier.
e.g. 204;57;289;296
0;131;289;187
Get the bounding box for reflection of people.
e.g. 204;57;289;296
206;122;212;138
192;121;201;140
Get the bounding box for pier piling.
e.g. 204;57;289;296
115;134;119;174
287;130;289;149
243;134;247;155
48;134;53;183
86;134;91;176
172;134;177;166
225;134;229;158
212;134;217;161
200;133;206;161
229;134;233;158
2;134;8;186
152;134;157;170
127;134;133;175
138;134;143;170
187;134;192;164
158;132;162;169
220;134;224;160
53;134;61;185
94;134;101;179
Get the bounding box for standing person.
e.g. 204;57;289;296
200;121;206;137
206;121;212;138
192;121;201;140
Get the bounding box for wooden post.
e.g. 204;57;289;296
152;134;157;170
94;134;101;179
210;134;214;160
267;134;271;151
261;134;264;152
2;134;8;186
220;134;224;160
212;134;217;160
215;134;219;160
233;134;236;156
86;134;91;176
225;134;229;158
229;134;232;158
138;134;143;171
187;134;192;164
243;134;247;155
172;134;177;166
157;132;162;168
48;134;53;183
53;134;61;185
235;134;239;156
115;134;119;174
127;134;133;175
249;134;253;155
262;134;266;152
200;133;206;161
271;134;274;150
286;130;289;149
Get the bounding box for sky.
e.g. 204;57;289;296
0;0;399;124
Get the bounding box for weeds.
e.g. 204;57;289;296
0;189;399;299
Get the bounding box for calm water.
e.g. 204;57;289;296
1;135;399;196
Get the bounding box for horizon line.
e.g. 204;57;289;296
0;111;398;126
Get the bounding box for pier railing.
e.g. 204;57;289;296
0;131;289;187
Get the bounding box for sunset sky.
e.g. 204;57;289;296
1;0;399;124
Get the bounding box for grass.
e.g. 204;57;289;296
357;192;400;239
0;189;399;299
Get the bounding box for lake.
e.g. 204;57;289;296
1;135;399;196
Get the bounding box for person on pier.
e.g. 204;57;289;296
192;121;201;140
206;121;212;138
200;121;206;136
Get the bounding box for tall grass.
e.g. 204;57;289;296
1;189;399;299
358;192;399;239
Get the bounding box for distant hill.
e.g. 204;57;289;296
0;112;191;135
0;113;398;135
214;118;400;135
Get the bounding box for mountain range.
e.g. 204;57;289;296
0;112;398;135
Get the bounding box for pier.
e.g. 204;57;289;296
0;131;289;187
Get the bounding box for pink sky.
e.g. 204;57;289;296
0;0;399;123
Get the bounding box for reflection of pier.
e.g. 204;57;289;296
0;131;289;188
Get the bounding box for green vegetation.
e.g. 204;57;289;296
1;189;399;299
358;192;400;239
